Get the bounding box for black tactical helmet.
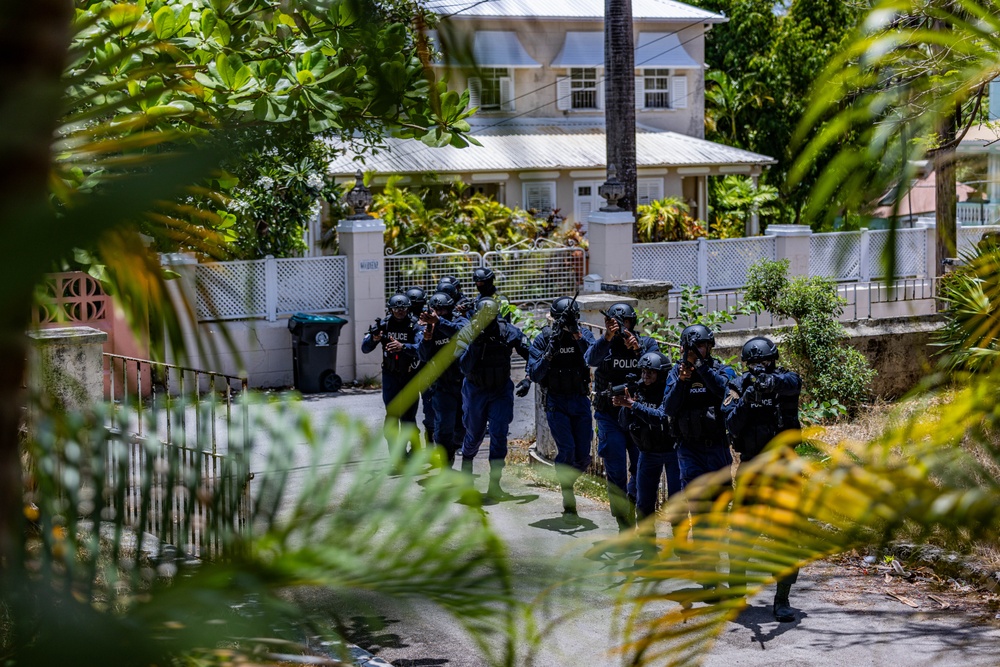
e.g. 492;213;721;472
741;336;779;363
606;303;638;324
638;351;669;371
438;275;462;290
472;267;495;283
435;279;460;300
680;324;715;349
387;294;411;310
550;296;580;320
428;291;455;310
405;286;426;308
474;297;500;318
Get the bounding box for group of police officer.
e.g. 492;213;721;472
363;273;803;622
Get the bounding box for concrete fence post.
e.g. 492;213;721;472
336;214;386;382
27;326;108;413
765;224;813;277
264;254;278;322
859;228;871;283
697;237;709;294
583;209;634;290
914;219;937;280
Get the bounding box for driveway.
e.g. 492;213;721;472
256;390;1000;667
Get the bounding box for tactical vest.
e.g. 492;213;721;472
428;319;464;389
593;337;643;413
631;379;671;453
731;369;801;459
383;316;419;375
469;323;512;390
539;327;590;395
670;359;727;445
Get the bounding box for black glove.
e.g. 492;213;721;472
515;378;531;397
742;381;758;402
543;335;557;360
757;373;775;394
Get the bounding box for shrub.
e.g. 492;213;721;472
639;284;751;361
743;258;874;409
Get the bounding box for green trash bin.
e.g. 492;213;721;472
288;313;348;393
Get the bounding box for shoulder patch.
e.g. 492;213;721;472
723;388;739;406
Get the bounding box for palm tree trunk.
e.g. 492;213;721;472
0;0;74;574
935;108;959;281
605;0;637;228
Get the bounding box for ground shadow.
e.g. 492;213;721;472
528;515;599;536
392;660;450;666
340;614;408;652
481;492;540;506
732;601;805;647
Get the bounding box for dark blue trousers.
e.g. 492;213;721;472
546;393;593;472
595;410;638;498
636;448;681;520
676;441;732;489
431;383;463;461
420;385;436;442
460;379;514;462
383;372;419;452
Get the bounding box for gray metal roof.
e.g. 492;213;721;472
328;130;775;175
550;32;603;67
423;0;725;22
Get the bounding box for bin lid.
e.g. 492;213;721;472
290;312;348;325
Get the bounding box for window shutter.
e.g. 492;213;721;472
499;76;515;111
468;76;482;110
635;73;645;110
671;75;687;109
525;182;555;211
596;68;605;110
637;178;663;206
556;76;571;111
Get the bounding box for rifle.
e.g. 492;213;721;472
554;289;581;335
600;308;627;337
367;316;387;338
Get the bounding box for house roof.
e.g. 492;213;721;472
871;170;975;218
421;0;725;22
327;123;775;175
428;30;542;67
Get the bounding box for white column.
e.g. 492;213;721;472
336;215;386;381
914;219;937;279
764;224;812;277
859;228;871;283
748;174;761;236
697;237;709;294
989;153;1000;207
584;209;635;289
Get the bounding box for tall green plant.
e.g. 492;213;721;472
743;258;874;407
710;175;780;235
635;198;704;242
639;284;751;356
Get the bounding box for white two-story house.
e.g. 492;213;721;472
327;0;776;226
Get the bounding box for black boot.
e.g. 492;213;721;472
461;456;475;476
773;579;796;622
486;460;509;500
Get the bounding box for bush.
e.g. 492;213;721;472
744;259;874;409
639;284;750;361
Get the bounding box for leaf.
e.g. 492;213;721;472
152;6;176;39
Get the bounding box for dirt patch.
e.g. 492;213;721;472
821;552;1000;624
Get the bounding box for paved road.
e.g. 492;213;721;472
255;389;1000;667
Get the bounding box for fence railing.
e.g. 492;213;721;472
103;354;251;561
195;255;348;322
384;240;585;306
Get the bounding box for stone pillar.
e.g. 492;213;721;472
160;252;203;380
27;326;108;412
765;224;812;277
337;215;386;381
585;209;634;288
747;174;761;236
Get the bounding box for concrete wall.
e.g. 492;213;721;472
712;315;946;399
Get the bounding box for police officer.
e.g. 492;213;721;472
723;336;802;622
417;291;470;464
528;296;596;517
406;286;435;447
585;303;659;532
613;351;681;541
438;275;474;316
472;267;498;298
455;298;532;499
361;293;422;456
663;325;735;495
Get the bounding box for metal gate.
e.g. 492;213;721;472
384;242;484;302
103;354;251;561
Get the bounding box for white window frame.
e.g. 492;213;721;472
523;181;557;214
567;68;603;110
635;69;688;110
468;68;514;112
640;68;672;109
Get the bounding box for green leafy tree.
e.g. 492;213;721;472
742;258;874;408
